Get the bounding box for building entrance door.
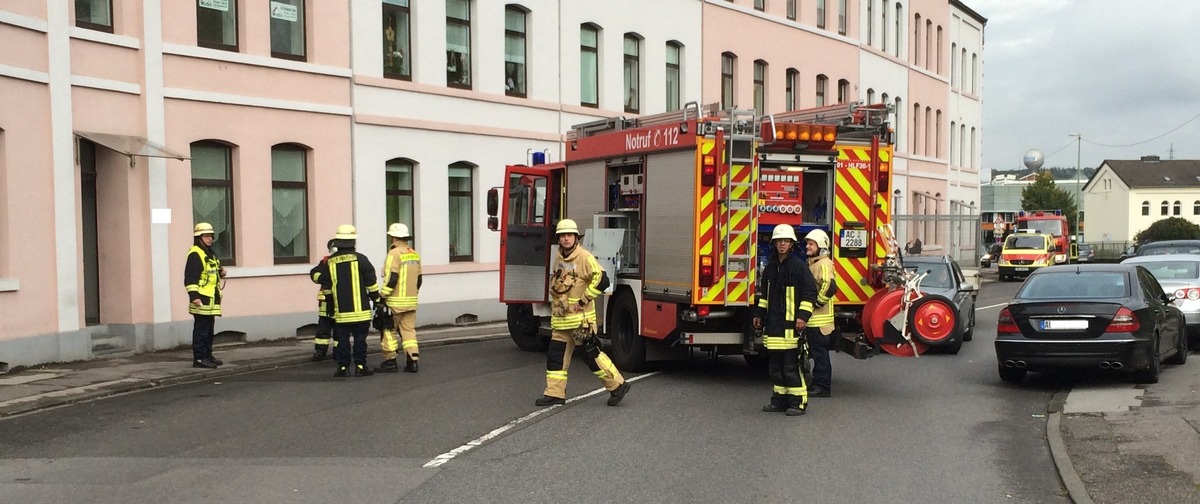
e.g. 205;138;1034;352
79;139;100;325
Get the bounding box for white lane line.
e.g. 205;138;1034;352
978;302;1007;311
421;371;661;469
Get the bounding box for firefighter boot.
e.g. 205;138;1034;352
355;363;375;377
762;394;788;413
375;359;399;373
404;354;420;373
333;365;349;378
785;396;807;416
535;395;566;407
607;382;631;406
312;344;329;362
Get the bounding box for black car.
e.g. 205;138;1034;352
979;243;1002;268
994;264;1188;384
1076;243;1095;263
1132;239;1200;258
902;255;977;354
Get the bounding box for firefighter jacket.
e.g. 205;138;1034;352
380;241;421;312
807;253;837;334
754;253;817;347
184;243;222;316
309;257;333;318
549;245;604;331
312;247;380;324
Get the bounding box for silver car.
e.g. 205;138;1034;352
1124;254;1200;343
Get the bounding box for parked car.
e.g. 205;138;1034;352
997;232;1056;281
1132;239;1200;257
980;243;1002;268
1076;243;1095;263
1120;245;1138;261
1123;254;1200;345
902;255;977;354
994;264;1188;384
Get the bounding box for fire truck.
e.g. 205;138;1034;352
1015;210;1074;263
488;102;959;371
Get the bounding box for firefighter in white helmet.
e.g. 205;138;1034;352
803;229;837;398
312;224;382;377
309;239;338;361
752;224;817;416
184;222;227;368
535;218;631;407
377;222;422;373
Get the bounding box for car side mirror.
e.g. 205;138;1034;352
959;284;977;293
486;188;499;216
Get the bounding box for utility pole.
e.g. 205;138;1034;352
1070;133;1082;242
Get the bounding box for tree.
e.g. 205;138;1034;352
1133;217;1200;244
1020;171;1080;234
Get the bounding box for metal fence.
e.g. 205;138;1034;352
893;213;983;265
1087;241;1135;261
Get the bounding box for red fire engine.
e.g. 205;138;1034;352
1016;210;1073;263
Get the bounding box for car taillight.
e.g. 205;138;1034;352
997;308;1020;334
699;256;715;287
1174;288;1200;300
1106;307;1140;333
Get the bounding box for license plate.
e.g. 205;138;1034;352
841;229;867;248
1042;319;1088;330
1014;267;1029;272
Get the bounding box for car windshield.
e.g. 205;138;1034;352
1018;272;1129;299
1005;235;1046;250
905;264;953;289
1141;245;1200;255
1138;260;1200;280
1021;219;1064;236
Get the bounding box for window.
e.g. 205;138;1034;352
958;123;965;165
866;88;874;104
721;52;735;109
961;48;968;90
866;1;873;44
1174;201;1182;216
448;163;474;262
881;0;888;52
815;74;827;107
1193;201;1199;215
580;24;599;107
817;0;826;29
624;34;641;113
383;0;412;80
1162;201;1169;216
666;42;682;112
505;6;527;97
969;127;976;169
446;0;472;88
197;0;238;51
913;14;921;65
270;0;306;60
788;0;797;20
753;60;767;113
935;110;942;158
971;53;978;94
949;121;956;165
925;19;933;68
1142;201;1150;216
755;0;765;11
837;78;849;103
936;26;943;73
76;0;113;32
785;68;798;111
838;0;847;35
386;159;416;243
190;141;236;264
924;106;932;155
895;3;902;57
912;103;920;154
271;144;308;263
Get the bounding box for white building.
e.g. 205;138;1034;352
1083;157;1200;242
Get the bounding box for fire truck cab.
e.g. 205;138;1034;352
489;102;915;371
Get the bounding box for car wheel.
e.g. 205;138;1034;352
1165;322;1188;365
999;366;1026;383
942;337;963;355
1133;336;1161;384
963;309;975;342
507;303;549;352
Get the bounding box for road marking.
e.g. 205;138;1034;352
977;302;1007;311
421;371;662;468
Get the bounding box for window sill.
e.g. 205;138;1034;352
225;264;313;278
0;278;18;292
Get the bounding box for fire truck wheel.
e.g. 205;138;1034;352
507;303;549;352
606;291;646;372
906;295;961;347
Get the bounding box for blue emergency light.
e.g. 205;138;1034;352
532;151;546;166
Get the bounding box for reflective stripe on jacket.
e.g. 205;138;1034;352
314;250;380;324
807;254;836;331
184;245;222;316
549;245;603;330
380;242;421;311
310;258;332;317
754;253;817;348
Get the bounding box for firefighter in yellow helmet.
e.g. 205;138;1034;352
803;229;836;398
309;239;338;361
752;224;817;416
377;222;422;373
535;218;631;407
312;225;382;377
184;222;227;368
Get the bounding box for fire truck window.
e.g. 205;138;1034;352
508;174;532;226
533;177;546;223
801;169;831;225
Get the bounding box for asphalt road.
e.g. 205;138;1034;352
0;279;1072;504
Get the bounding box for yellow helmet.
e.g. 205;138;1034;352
770;224;797;242
387;222;411;239
804;229;830;249
193;222;215;236
556;218;580;235
334;224;358;240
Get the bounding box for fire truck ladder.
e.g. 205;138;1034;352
722;109;758;306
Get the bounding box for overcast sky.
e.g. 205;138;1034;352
970;0;1200;179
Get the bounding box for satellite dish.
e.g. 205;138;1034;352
1023;149;1044;170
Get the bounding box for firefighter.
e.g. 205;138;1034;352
804;229;836;398
377;223;422;373
184;222;226;369
312;224;381;377
752;224;817;416
309;239;337;362
535;218;631;407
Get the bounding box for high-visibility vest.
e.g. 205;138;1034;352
807;255;836;332
381;243;421;311
316;250;380;324
184;245;222;316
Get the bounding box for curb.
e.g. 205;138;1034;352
0;333;509;419
1047;412;1095;504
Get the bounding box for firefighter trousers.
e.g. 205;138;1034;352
806;327;832;391
767;347;808;410
191;314;216;362
313;316;334;353
382;309;419;361
332;321;370;366
543;329;624;399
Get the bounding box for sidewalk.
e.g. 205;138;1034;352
0;322;508;418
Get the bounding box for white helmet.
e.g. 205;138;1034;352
556;218;580;236
387;222;411;239
770;224;797;242
334;224;358;240
193;222;215;237
805;229;830;249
